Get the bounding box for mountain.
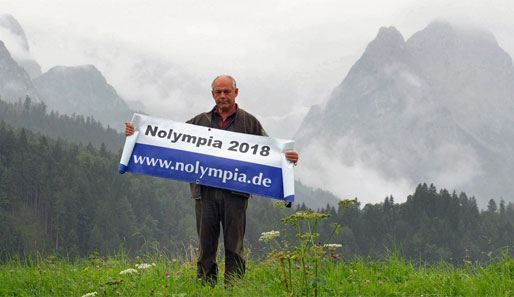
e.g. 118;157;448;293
0;14;42;78
295;22;514;206
0;14;135;131
33;65;134;131
0;40;42;102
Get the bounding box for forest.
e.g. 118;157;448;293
1;97;514;265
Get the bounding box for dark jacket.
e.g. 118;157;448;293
186;107;267;198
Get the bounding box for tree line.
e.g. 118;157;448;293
0;119;287;260
0;97;123;152
312;184;514;265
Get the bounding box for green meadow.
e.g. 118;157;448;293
2;250;514;296
3;204;514;297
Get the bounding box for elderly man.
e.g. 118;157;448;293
125;75;298;285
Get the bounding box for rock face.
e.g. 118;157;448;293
0;40;41;102
33;65;134;130
295;22;514;205
0;14;42;78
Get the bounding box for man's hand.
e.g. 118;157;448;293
125;122;135;136
285;151;299;166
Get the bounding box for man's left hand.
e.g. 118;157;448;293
285;152;299;166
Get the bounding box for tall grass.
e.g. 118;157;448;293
2;201;514;296
2;249;514;296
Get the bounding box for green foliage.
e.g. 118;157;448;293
2;251;514;296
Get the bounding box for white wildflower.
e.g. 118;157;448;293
324;243;342;249
259;230;280;242
135;263;154;270
81;292;97;297
295;211;310;219
120;268;138;275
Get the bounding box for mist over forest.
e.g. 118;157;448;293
1;12;514;262
2;98;514;264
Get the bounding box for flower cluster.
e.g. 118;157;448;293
338;198;358;207
259;230;280;242
323;243;342;249
81;292;97;297
273;201;286;209
280;211;331;225
135;263;156;270
119;268;138;275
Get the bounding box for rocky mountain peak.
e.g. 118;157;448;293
0;14;42;79
374;26;405;46
1;15;136;131
0;14;29;51
360;26;406;63
405;21;514;123
418;20;496;43
320;27;410;123
43;65;108;85
33;65;133;130
295;21;514;206
0;40;9;56
0;40;41;102
407;21;512;67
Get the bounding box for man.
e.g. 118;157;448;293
125;75;298;285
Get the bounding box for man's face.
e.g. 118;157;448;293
212;76;238;113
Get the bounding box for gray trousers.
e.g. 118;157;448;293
195;187;248;284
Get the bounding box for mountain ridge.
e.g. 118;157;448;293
32;64;133;130
0;40;41;102
0;14;136;131
0;14;42;78
295;21;514;206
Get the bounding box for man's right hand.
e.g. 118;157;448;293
125;122;135;136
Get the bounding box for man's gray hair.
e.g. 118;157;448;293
211;75;237;91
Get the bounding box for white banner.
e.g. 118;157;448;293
119;113;295;201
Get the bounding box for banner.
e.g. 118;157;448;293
119;114;295;202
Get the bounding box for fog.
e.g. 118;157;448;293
0;26;30;60
297;137;414;204
3;1;513;137
1;0;513;203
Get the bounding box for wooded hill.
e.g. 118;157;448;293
0;97;123;153
1;98;514;265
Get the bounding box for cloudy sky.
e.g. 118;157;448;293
2;0;513;136
2;0;513;203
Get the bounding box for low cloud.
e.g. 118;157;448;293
296;136;414;204
295;129;486;205
427;142;483;191
0;26;31;60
